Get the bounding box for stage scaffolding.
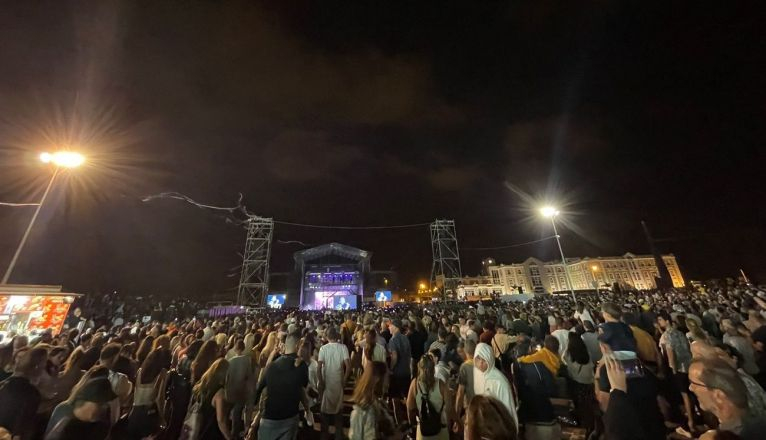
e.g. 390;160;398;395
236;216;273;305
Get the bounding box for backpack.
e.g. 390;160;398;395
417;383;444;436
179;394;202;440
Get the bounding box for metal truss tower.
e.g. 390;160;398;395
237;216;273;305
430;219;462;300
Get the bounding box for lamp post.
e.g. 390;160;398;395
540;206;577;303
1;152;85;284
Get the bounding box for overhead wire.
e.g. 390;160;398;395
0;202;41;207
142;191;557;249
273;220;430;230
462;235;557;251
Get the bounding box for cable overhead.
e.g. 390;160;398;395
273;220;430;230
462;235;557;251
0;202;41;207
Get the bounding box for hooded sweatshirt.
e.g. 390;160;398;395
518;347;561;376
473;343;518;431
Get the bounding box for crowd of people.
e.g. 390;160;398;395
1;280;766;440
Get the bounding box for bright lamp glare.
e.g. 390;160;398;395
40;151;85;168
540;206;559;218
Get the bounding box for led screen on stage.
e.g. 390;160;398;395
266;294;286;309
375;291;392;302
332;295;357;310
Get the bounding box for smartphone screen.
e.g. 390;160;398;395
620;358;645;378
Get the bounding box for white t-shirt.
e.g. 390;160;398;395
318;342;350;414
575;308;594;325
551;329;570;359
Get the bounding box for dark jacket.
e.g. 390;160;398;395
514;361;556;423
604;389;648;440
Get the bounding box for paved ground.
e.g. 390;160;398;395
295;376;588;439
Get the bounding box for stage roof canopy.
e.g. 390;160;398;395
294;243;371;267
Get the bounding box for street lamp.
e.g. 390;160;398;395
1;151;85;284
540;206;577;302
590;264;599;292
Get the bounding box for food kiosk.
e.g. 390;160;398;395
0;284;80;338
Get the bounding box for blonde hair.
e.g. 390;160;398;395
193;358;229;403
417;353;436;391
352;361;386;407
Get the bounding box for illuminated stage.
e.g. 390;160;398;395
294;243;370;310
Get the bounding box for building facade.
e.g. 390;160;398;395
486;253;684;294
454;274;507;298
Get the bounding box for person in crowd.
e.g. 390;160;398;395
361;329;386;371
406;354;454;440
464;395;518;440
179;339;204;380
192;358;232;440
45;376;116;440
318;326;351;440
479;320;496;344
580;320;602;363
550;317;571;358
602;353;651;440
135;335;155;367
688;357;766;440
226;339;255;439
98;344;133;409
80;333;106;370
349;361;395;440
691;340;766;417
657;310;696;435
192;340;219;385
472;343;517;431
596;313;665;440
387;319;412;423
124;348;170;438
427;327;448;356
721;319;760;376
52;348;86;406
489;323;513;359
686;317;709;343
574;301;594;325
252;334;311;440
0;346;47;440
564;331;595;434
455;339;476;421
622;312;662;370
518;335;561;376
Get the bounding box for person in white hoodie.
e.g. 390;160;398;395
473;343;518;432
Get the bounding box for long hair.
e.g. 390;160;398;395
352;361;386;407
466;395;518;440
566;332;590;365
193;358;229;403
136;336;155;365
185;340;204;362
258;332;277;366
417;353;436;391
365;329;377;362
0;342;13;369
140;348;171;384
63;347;86;375
152;335;171;351
65;365;110;404
191;340;219;383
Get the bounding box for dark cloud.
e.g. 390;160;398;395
0;1;764;297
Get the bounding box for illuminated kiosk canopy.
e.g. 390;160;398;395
294;243;371;310
0;284;82;337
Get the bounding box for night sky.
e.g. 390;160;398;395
0;1;763;299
